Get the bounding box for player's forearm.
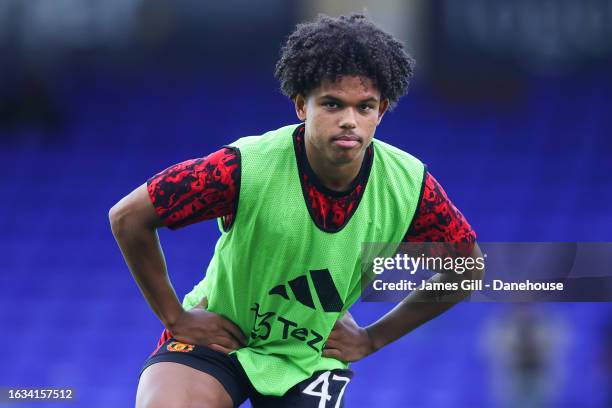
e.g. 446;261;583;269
109;185;184;329
365;245;484;352
365;274;467;352
111;223;183;327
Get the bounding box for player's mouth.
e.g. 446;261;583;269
331;133;361;149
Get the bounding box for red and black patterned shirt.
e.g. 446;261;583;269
147;126;476;255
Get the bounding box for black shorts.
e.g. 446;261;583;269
141;330;354;408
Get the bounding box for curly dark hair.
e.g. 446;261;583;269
274;13;415;109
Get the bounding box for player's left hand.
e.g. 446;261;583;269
322;311;375;363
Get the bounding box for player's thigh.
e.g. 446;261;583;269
136;362;233;408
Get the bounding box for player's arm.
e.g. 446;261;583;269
109;183;183;326
323;172;482;362
109;149;246;353
326;244;483;361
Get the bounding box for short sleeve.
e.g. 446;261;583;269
146;147;241;229
404;172;476;257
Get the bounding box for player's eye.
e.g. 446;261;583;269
359;104;374;111
323;101;340;109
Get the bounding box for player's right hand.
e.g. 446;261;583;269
167;303;247;355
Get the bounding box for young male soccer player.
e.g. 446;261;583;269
110;13;482;408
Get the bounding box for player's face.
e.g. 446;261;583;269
295;75;389;166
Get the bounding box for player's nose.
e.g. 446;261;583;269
339;108;357;129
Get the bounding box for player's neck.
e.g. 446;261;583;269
304;142;364;193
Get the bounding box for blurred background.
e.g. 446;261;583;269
1;0;611;406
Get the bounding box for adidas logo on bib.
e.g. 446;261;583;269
268;268;344;312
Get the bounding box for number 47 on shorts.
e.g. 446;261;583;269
302;370;352;408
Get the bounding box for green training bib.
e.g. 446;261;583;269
182;123;424;395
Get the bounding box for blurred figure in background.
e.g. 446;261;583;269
602;319;612;407
0;67;63;141
482;304;569;408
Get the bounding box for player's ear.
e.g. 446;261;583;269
294;94;307;122
376;98;389;125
